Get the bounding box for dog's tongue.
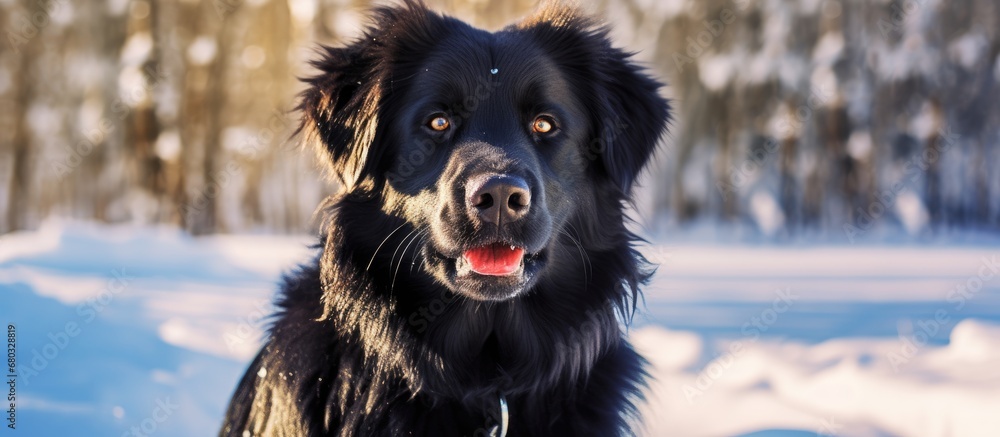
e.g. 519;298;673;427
463;244;524;276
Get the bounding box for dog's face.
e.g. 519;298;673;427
385;34;592;301
300;2;669;301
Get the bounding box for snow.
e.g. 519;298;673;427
222;126;257;154
631;0;687;21
846;130;872;161
909;101;938;140
49;0;75;26
156;130;182;161
809;66;838;100
105;0;129;16
187;37;219;67
947;32;987;70
742;50;775;86
26;104;61;139
893;190;929;236
326;9;364;37
871;36;940;82
749;190;785;237
3;220;1000;436
287;0;318;25
698;55;735;92
812;32;844;66
120;32;153;66
636;319;1000;437
77;96;105;136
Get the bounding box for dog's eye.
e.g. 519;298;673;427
428;116;451;131
532;116;555;134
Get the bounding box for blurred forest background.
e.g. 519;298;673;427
1;0;998;238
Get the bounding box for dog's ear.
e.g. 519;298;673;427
297;43;379;191
297;1;445;191
518;4;671;193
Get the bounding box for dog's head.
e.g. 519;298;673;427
299;1;669;302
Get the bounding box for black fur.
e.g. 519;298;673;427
220;2;670;436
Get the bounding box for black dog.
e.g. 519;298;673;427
221;1;669;436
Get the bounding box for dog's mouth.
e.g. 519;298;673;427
461;243;525;276
426;240;547;301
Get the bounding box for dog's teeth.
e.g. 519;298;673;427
510;245;516;250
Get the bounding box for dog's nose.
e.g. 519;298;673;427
466;175;531;225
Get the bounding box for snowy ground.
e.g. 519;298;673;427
2;220;998;436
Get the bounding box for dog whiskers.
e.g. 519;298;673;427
558;227;592;287
366;223;409;272
392;228;426;292
389;228;419;275
410;230;429;275
564;222;593;277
